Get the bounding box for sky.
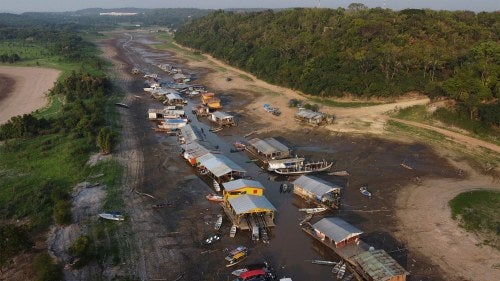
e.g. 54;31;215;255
0;0;498;13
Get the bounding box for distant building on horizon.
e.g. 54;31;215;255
99;12;138;16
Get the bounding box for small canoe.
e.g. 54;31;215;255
298;207;328;214
206;193;223;202
332;261;343;274
214;214;223;230
328;170;349;176
337;263;346;279
231;268;248;276
230;225;237;238
360;186;372;198
99;212;124;221
311;260;336;266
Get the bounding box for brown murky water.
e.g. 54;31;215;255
108;32;459;281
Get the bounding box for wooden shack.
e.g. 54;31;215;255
165;92;186;106
246;138;291;160
210;111;236;127
311;217;363;248
222;179;265;202
182;141;210;165
192;104;210;117
352;250;409;281
178;124;202;144
293;175;342;209
295;108;329;125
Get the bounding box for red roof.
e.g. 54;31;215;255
240;269;265;279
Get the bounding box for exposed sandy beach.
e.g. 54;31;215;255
0;66;60;124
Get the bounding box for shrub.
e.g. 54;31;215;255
0;224;33;267
69;235;94;268
33;252;62;281
97;127;117;155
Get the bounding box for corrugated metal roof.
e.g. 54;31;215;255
180;125;201;144
222;179;265;192
353;250;409;281
296;108;325;120
184;142;210;159
293;175;341;196
248;138;289;155
211;111;233;119
166;93;183;100
228;194;276;214
312;217;363;243
197;153;246;177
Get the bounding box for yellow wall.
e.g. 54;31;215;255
207;101;222;109
224;187;264;201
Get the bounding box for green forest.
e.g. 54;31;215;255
174;7;500;128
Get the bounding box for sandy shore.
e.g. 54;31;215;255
0;66;61;124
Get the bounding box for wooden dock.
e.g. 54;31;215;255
222;204;275;231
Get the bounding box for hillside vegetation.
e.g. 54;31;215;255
175;7;500;128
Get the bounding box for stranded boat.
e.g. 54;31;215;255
206;193;224;202
298;207;328;214
310;260;337;266
360;186;372;198
202;234;220;245
99;212;124;221
273;160;333;175
215;214;223;230
225;246;248;267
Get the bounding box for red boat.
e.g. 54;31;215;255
205;193;223;202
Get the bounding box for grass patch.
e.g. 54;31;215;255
309;96;386;108
33;95;64;119
0;134;93;230
249;85;281;97
386;120;500;170
152;33;204;61
238;73;253;81
449;190;500;249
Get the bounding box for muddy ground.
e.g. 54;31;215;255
97;31;473;281
0;74;14;102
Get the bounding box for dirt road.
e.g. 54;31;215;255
392;118;500;153
0;66;60;124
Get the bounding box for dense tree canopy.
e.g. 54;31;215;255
175;8;499;125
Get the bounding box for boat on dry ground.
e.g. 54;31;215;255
206;193;223;202
99;212;124;221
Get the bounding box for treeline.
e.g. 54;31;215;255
0;8;211;30
175;7;499;126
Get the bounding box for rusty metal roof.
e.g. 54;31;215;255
353;249;409;281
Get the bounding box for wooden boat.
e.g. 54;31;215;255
332;261;343;274
299;214;313;226
342;274;353;281
213;180;221;192
206;193;223;202
99;212;124;221
209;126;223;132
231;268;248;276
267;157;305;171
231;262;270;277
214;214;223;230
337;263;346;279
311;260;336;266
233;141;246;150
230;225;237;238
225;246;248;267
360;186;372;198
298;207;328;214
328;170;349;176
274;160;333;175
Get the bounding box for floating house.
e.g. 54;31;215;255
225;194;276;230
148;108;185;120
165;92;186;106
352;250;409;281
247;138;291;160
182;142;210;165
293;175;342;209
222;179;265;201
201;92;222;110
179;124;202;144
157;118;188;130
295;108;331;125
210;111;236;127
196;153;246;182
311;217;363;248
